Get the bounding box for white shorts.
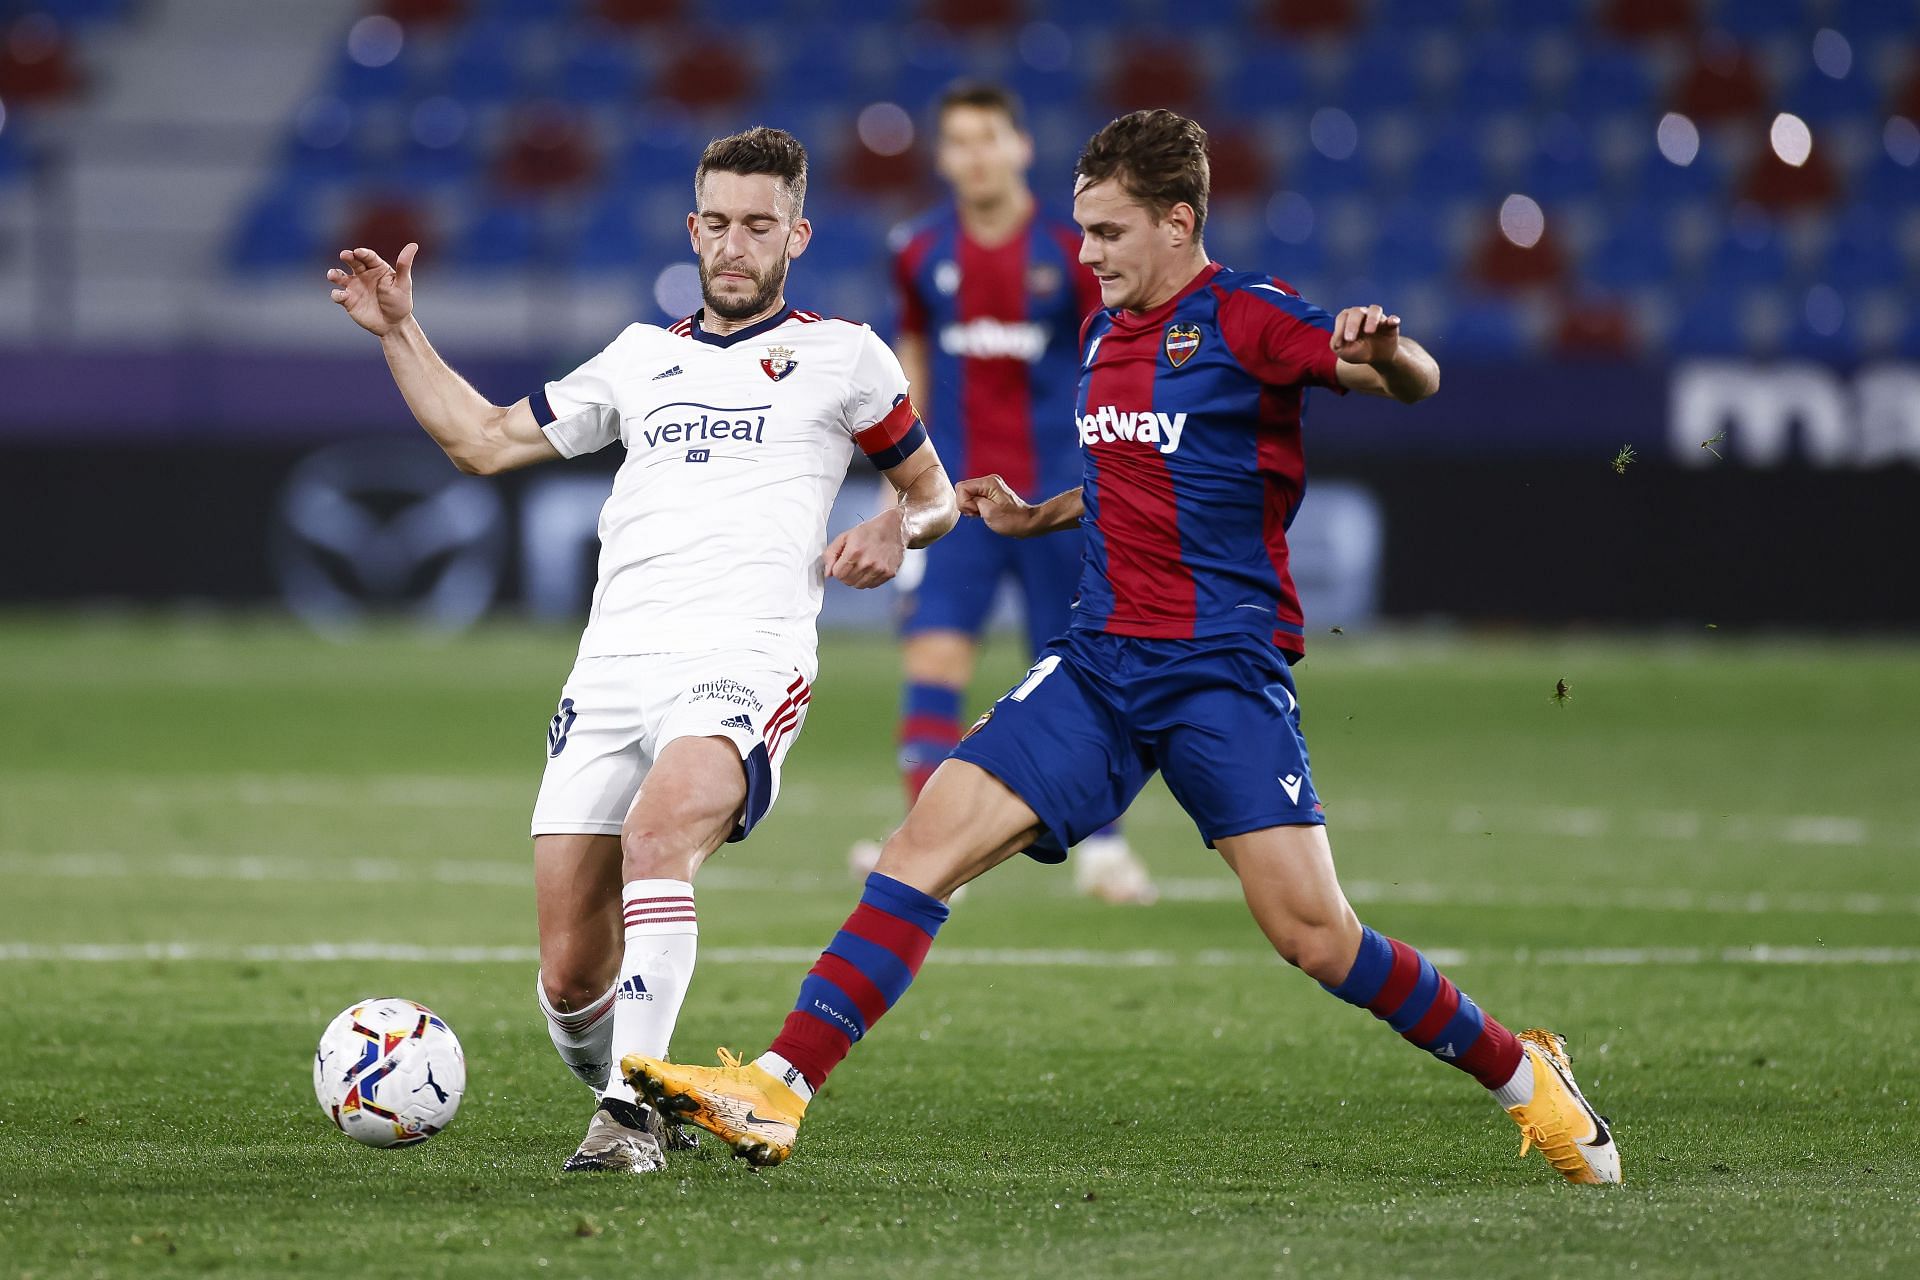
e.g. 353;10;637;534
530;651;814;841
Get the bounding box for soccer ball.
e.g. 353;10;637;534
313;997;466;1148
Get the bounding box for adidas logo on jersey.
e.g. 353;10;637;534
652;365;683;380
617;976;652;1001
719;713;754;731
1076;405;1188;455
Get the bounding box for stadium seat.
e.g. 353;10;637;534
1105;41;1207;115
1563;44;1659;115
592;0;684;25
1553;290;1641;358
1260;0;1361;38
551;35;642;105
657;40;755;110
568;190;645;269
1708;0;1808;40
1599;0;1697;41
1452;35;1546;116
340;197;437;264
1217;40;1312;116
1739;139;1840;212
1442;294;1531;355
0;13;81;102
1670;42;1769;123
451;200;542;266
1582;221;1678;289
494;108;597;191
1668;290;1750;354
233;187;320;269
1780;65;1885;123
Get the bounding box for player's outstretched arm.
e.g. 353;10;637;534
955;476;1084;539
1330;304;1440;404
327;243;559;475
824;439;958;589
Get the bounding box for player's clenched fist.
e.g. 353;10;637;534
1329;303;1400;366
824;506;907;589
328;242;419;337
956;474;1038;538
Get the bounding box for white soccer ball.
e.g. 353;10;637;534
313;997;466;1148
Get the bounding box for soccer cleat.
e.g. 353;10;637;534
623;1048;807;1168
1506;1028;1622;1185
560;1096;668;1173
1073;833;1159;905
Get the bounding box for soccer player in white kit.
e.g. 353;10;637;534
328;127;959;1173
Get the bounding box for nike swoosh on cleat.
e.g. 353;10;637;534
742;1109;789;1131
1538;1049;1609;1145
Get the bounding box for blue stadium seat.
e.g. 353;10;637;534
1852;151;1920;206
1518;137;1604;204
441;22;532;105
1709;0;1808;39
570;191;646;270
1404;122;1494;200
1783;307;1863;363
1563;44;1657;114
1782;66;1885;122
333;52;412;107
1218;40;1312;115
1478;0;1590;34
551;36;642;105
1365;201;1449;283
473;0;574;23
1670;291;1753;355
452;201;543;266
232;186;319;269
1581;225;1676;290
1442;295;1528;356
1826;0;1919;40
396;134;483;189
1335;35;1425;111
27;0;130;23
1371;0;1472;31
0;128;30;186
1452;35;1543;115
1701;230;1793;289
1284;149;1372;201
1816;206;1903;292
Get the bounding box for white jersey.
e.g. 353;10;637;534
533;307;925;667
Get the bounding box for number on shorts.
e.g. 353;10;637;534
1007;654;1061;703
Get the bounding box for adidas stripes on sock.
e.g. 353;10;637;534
600;878;699;1105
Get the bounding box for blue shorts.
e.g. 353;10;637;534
950;628;1326;862
900;515;1084;656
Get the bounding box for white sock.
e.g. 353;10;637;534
536;972;616;1091
601;878;699;1105
1491;1045;1536;1108
754;1050;814;1102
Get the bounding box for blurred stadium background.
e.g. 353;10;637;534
5;6;1920;1273
2;0;1917;631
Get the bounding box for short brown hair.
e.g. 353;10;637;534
937;80;1025;131
695;125;808;222
1075;109;1209;236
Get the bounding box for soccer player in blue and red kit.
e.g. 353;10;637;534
855;82;1156;904
630;110;1622;1186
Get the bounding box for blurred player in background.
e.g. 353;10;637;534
628;110;1621;1188
328;126;956;1175
851;82;1157;905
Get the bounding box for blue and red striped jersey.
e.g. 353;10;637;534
892;206;1102;501
1070;262;1345;658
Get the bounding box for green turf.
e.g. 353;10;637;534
2;615;1917;1279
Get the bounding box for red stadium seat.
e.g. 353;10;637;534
342;199;437;262
924;0;1020;30
1553;294;1638;358
1262;0;1360;37
0;15;81;103
593;0;683;26
659;42;754;110
1740;135;1840;211
1599;0;1696;41
1468;218;1569;293
1206;131;1270;200
1106;42;1204;114
494;107;597;192
1671;41;1767;123
382;0;467;25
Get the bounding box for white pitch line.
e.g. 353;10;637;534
3;773;1914;848
1;942;1916;967
4;850;1918;918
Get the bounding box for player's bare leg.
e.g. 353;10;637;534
630;759;1042;1165
1219;824;1620;1184
852;629;976;896
562;735;745;1174
534;832;623;1091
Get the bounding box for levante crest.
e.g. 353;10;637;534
760;346;799;381
1164;323;1201;367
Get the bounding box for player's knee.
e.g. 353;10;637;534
1273;923;1357;985
539;964;609;1012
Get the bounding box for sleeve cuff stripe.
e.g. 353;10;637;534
530;388;557;427
860;419;927;471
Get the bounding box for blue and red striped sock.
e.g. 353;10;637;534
898;682;963;803
767;873;950;1090
1325;926;1523;1089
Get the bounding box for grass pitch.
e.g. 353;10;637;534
2;615;1917;1279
